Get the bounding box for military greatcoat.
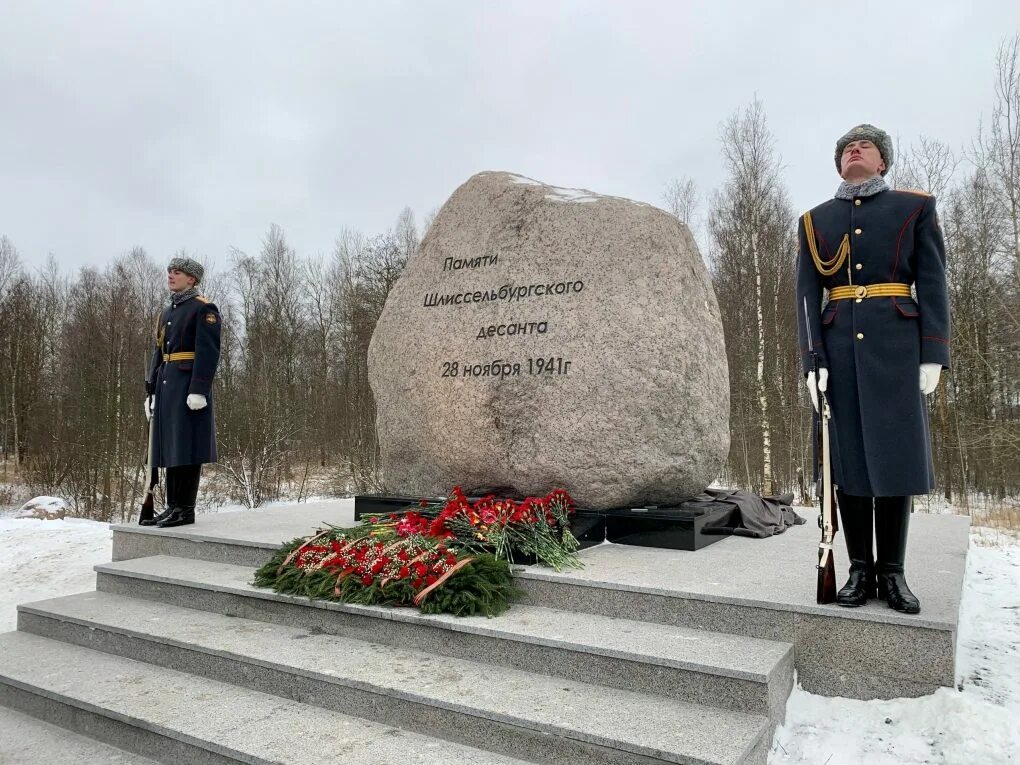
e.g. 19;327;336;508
795;188;951;497
145;294;221;467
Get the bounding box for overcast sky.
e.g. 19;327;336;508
2;1;1019;273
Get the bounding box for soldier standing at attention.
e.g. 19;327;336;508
796;124;951;614
141;256;221;528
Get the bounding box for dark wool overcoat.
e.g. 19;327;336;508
145;294;221;467
795;188;951;497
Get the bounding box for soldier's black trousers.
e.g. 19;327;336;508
166;465;202;508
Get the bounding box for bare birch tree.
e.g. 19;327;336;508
709;99;796;495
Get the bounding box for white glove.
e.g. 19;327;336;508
186;394;208;411
144;395;154;421
806;368;829;413
920;363;942;395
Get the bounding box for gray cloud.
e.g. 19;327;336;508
2;0;1018;272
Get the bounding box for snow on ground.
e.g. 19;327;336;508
0;500;1017;762
0;517;111;632
771;527;1020;764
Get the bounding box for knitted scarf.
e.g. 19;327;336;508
835;176;888;201
170;286;200;307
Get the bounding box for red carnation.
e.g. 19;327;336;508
426;575;438;586
398;566;410;579
361;575;373;586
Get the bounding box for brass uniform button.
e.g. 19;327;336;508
855;263;863;270
855;228;862;234
854;199;862;206
856;298;863;303
856;332;864;340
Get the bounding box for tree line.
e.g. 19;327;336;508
0;211;419;520
2;39;1019;520
668;36;1020;508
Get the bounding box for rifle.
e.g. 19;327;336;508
804;298;838;604
139;356;158;524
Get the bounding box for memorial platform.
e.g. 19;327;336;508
0;499;968;765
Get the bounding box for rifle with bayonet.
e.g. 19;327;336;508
139;353;158;524
804;298;838;604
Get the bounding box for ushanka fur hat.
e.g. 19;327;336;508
167;256;204;283
835;123;893;176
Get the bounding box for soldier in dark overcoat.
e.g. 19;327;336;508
795;124;951;614
140;256;221;528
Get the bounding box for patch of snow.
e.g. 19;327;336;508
507;172;654;208
15;496;69;519
508;173;542;186
0;517;111;632
544;186;601;204
507;172;601;202
771;535;1020;764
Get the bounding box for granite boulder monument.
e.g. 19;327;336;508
367;171;729;510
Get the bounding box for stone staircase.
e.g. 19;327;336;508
0;505;968;764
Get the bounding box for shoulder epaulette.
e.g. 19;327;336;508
898;188;931;197
196;295;211;304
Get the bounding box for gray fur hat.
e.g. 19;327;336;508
835;123;893;176
167;256;204;283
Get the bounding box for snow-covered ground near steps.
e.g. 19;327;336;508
0;516;111;633
772;526;1020;764
0;508;1017;763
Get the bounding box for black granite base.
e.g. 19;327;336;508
604;500;734;551
353;495;731;552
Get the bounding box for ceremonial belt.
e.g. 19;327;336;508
163;351;196;362
828;283;912;301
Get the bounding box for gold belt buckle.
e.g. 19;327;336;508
854;285;868;299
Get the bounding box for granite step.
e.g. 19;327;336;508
108;505;967;702
0;705;158;764
0;631;542;765
92;555;794;720
14;594;771;765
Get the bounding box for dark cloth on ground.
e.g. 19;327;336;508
698;488;806;538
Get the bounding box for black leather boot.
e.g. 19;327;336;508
156;465;200;528
875;496;921;614
156;505;195;528
140;506;174;527
835;491;877;607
